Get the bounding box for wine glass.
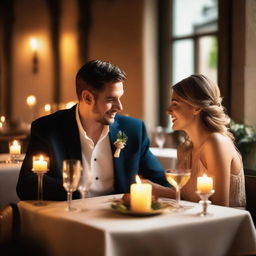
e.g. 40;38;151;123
78;166;93;207
154;126;166;151
165;168;191;210
62;159;81;212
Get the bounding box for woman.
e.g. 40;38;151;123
166;74;246;207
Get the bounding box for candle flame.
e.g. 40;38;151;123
39;155;44;161
13;140;19;146
135;175;141;184
0;116;5;123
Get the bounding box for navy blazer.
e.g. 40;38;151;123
16;105;168;201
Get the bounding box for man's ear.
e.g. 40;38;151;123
81;90;94;105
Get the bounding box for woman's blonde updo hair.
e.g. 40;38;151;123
172;74;234;140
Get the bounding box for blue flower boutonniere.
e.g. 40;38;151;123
114;131;128;158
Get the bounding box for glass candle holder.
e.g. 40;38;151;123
32;155;49;206
196;190;215;216
9;140;21;163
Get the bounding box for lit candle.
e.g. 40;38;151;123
9;140;21;155
130;175;152;212
197;174;213;193
0;116;5;123
33;155;48;172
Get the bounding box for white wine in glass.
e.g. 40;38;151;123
165;169;191;209
63;159;81;211
78;167;93;200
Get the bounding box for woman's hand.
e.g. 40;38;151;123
139;177;176;199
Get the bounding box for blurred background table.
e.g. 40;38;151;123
18;195;256;256
0;154;24;208
150;147;177;169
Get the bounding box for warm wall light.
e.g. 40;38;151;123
30;38;39;74
26;95;37;107
44;104;51;112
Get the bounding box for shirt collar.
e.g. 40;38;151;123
75;104;109;143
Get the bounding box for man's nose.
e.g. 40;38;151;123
115;99;123;112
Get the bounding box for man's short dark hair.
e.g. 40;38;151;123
76;60;126;99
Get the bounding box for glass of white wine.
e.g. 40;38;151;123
154;126;166;151
165;168;191;209
62;159;81;212
78;166;93;209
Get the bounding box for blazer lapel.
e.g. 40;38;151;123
109;118;128;193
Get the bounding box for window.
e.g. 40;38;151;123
171;0;218;84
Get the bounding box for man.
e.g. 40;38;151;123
17;60;169;201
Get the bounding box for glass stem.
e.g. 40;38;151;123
37;173;43;201
81;190;88;200
67;191;72;211
176;187;180;206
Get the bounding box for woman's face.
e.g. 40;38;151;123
167;91;199;131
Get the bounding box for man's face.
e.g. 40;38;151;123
92;82;124;125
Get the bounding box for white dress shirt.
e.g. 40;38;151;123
76;105;114;197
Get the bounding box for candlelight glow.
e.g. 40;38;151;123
135;175;141;184
44;104;51;112
197;173;213;193
13;140;19;146
30;38;39;51
65;101;76;109
131;175;152;212
0;116;5;123
26;95;37;107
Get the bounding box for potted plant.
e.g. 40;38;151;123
230;120;256;170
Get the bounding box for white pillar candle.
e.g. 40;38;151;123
9;140;21;155
130;175;152;212
33;155;48;172
197;174;213;193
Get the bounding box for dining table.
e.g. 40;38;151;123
149;147;177;169
18;194;256;256
0;153;24;208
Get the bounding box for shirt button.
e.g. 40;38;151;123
95;177;99;180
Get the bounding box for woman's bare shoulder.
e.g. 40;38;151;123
202;133;235;159
205;132;231;147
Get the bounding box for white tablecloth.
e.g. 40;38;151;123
18;194;256;256
0;154;23;208
150;147;177;169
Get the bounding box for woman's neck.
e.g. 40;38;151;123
185;123;212;151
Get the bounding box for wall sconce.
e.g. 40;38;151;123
26;95;37;108
30;38;39;74
26;95;37;121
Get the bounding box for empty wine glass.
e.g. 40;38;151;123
62;159;81;212
78;166;93;207
165;168;191;210
154;126;166;150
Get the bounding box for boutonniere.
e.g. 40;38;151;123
114;131;128;158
